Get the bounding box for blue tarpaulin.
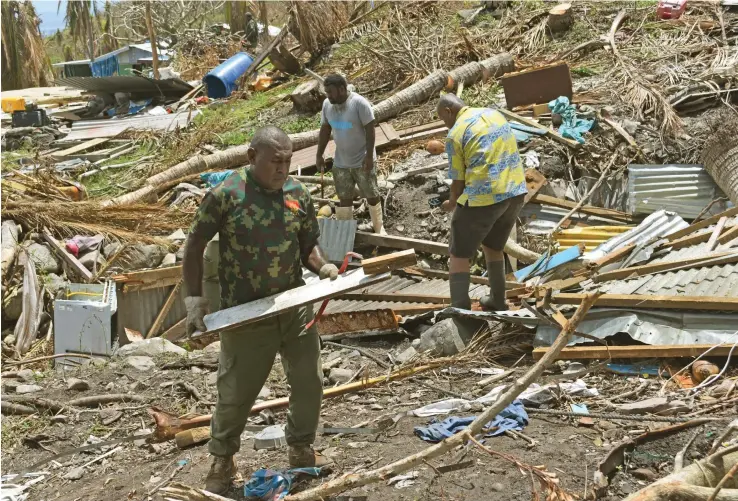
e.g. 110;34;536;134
244;467;322;500
413;400;528;443
90;53;120;77
548;96;595;144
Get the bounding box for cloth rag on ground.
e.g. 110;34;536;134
413;400;528;442
200;170;234;188
65;235;104;257
243;467;322;501
548;96;595;144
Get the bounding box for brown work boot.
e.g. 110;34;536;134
204;455;236;494
288;445;333;468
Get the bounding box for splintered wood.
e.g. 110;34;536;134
361;249;417;275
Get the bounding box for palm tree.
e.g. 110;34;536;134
1;1;52;90
99;1;118;54
61;0;96;61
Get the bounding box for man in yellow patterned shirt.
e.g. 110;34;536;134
437;94;527;311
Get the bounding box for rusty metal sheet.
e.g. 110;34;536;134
501;63;572;109
317;308;398;336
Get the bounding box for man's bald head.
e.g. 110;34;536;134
248;126;292;190
437;94;466;128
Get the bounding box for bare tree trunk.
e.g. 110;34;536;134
701;117;738;205
258;1;269;44
145;1;159;79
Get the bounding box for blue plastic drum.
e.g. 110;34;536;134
203;52;254;98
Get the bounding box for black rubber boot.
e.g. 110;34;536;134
449;272;471;310
479;260;506;311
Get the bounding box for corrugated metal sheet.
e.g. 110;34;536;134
55;75;192;97
585;210;689;261
318;219;357;263
520;203;626;234
650;216;738;262
64;110;200;141
115;284;186;338
555;225;633;252
628;164;728;219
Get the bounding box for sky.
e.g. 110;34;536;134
33;0;69;35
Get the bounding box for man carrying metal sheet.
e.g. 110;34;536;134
182;126;337;494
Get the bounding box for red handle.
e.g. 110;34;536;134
306;252;363;330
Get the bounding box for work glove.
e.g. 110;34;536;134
319;263;339;280
184;296;209;336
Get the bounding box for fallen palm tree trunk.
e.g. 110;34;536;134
701;116;738;205
282;293;600;501
109;53;514;205
623;446;738;501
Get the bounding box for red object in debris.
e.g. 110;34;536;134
657;0;687;19
195;96;209;105
65;240;79;257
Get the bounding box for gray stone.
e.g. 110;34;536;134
125;356;156;371
126;244;167;270
175;246;185;262
490;483;504;492
168;229;186;241
631;468;658;482
206;372;218;386
160;253;176;267
4;334;16;346
258;386;272;399
17;368;35;382
203;341;221;353
344;349;361;360
116;338;187;357
19;243;60;274
395;346;418;364
63;467;85;481
16;384;43;394
78;251;106;272
329;368;354;384
66;378;90;391
3;379;21;391
417;318;467;356
2;287;23;321
43;273;69;298
616;397;688;416
103;242;121;259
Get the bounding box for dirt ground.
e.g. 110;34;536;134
3;341;736;501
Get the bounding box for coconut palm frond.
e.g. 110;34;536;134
1;1;52;91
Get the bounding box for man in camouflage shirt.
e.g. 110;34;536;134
182;126;338;494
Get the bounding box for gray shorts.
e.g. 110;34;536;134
449;195;525;258
332;166;380;200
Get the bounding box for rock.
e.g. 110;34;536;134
329;368;354;384
2;287;23;321
347;441;368;449
191;366;203;374
15;384;43;394
3;379;21;391
105;382;115;391
631;468;658;482
160;253;176;267
50;415;68;424
17;368;35;382
417;318;467;356
78;251;106;271
127;244;167;270
115;338;187;357
103;242;121;258
490;483;504;492
63;467;85;481
66;378;90;391
344;350;361;360
125;356;155;371
395;346;418;364
203;341;221;353
175;246;185;262
43;273;69;298
19;243;60;274
616;397;689;416
100;408;123;425
168;229;186;241
206;372;218;386
258;386;272;399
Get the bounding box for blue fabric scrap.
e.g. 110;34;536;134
244;467;322;501
548;96;595;144
413;400;528;443
200;170;234;187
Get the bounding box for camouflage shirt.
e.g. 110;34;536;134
189;167;320;309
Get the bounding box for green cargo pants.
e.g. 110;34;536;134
208;306;323;457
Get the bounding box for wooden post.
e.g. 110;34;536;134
146;280;182;339
144;2;159;79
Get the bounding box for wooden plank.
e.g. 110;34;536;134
593;250;737;283
361;249;417;275
718;224;738;245
378;122;401;143
664;228;714;250
161;318;186;341
530;194;634;223
497;108;580;149
395;120;446;137
398;127;447;144
524;168;547;204
42;229;93;282
196;269;391;335
355;231;448;256
591;244;635;268
706;216;728;251
392;304;446;316
402;266;522;289
501;62;572;109
665;206;738;241
52;137;110;158
146;281;183;339
538;275;587;293
533;344;738;361
552;293;738;311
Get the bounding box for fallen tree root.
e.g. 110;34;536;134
281;292;600;501
2;396;65;413
1;401;38;415
623;448;738;501
68;394;148;407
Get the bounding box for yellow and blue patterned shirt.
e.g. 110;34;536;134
446;106;527;207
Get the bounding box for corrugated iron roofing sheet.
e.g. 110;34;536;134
520;203;626;234
318;219;357;263
628;164;728;219
55;75;193;98
63;110;200;141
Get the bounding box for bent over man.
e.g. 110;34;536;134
316;73;386;234
437;94;527;312
182;126;338;494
